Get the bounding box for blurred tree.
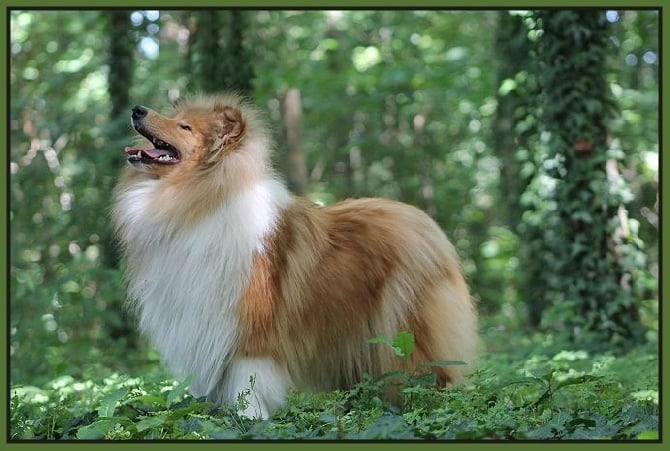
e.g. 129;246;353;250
10;10;134;384
493;11;534;230
104;10;140;343
283;88;309;195
187;10;254;95
493;11;544;326
107;11;135;125
188;11;219;92
533;10;647;344
225;10;255;95
105;10;135;268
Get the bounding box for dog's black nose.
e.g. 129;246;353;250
132;105;148;119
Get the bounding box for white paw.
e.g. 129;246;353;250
222;358;293;419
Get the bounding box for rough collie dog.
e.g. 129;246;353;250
112;93;478;418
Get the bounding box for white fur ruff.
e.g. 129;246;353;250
116;177;292;402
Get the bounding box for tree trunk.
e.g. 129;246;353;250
104;10;135;269
493;11;533;230
107;11;134;122
534;10;645;344
104;10;138;344
224;10;254;96
414;114;437;218
493;11;546;328
188;11;254;95
190;11;221;92
283;88;309;195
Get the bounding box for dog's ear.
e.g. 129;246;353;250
215;106;244;148
172;96;187;110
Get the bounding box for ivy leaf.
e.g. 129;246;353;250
354;414;415;439
167;401;215;421
127;394;167;411
499;78;517;96
97;387;129;418
76;418;131;439
167;376;192;407
76;421;112;440
553;374;602;392
135;414;168;433
567;417;596;429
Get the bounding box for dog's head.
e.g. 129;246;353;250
124;94;248;176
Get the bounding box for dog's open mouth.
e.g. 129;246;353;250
125;130;180;165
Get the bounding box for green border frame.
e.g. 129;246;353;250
1;0;669;7
2;1;665;450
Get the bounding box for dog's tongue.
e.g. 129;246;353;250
124;147;169;159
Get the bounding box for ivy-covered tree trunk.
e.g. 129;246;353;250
494;11;534;230
534;10;645;344
188;11;254;95
494;12;548;327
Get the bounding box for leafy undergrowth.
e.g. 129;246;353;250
10;330;659;441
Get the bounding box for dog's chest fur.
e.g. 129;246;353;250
118;178;291;397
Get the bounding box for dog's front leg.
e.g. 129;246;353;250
218;358;293;419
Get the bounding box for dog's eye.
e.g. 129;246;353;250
179;123;192;132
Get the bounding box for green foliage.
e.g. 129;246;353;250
189;11;254;95
367;331;467;413
251;11;506;313
10;327;658;440
494;11;537;229
368;330;415;360
10;256;145;386
521;10;652;345
495;10;658;336
10;10;141;387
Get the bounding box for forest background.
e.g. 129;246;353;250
8;8;660;440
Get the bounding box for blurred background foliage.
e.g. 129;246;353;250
9;9;658;388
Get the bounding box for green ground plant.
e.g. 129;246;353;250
10;327;658;441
